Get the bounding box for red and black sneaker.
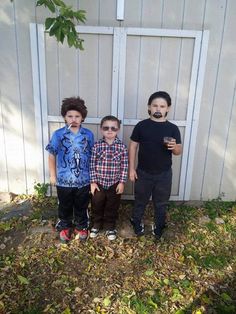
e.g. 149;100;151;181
74;228;88;241
59;229;72;243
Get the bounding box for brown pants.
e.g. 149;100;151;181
91;183;121;230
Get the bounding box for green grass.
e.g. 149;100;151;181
169;204;198;222
0;198;235;313
203;197;236;219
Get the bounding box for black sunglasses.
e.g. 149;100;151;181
102;126;119;132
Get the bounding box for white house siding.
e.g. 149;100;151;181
0;0;38;194
198;0;236;200
0;0;235;200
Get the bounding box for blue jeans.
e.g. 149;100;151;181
132;168;172;234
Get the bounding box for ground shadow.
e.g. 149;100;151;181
184;273;236;313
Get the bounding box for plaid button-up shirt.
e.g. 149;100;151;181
90;137;128;189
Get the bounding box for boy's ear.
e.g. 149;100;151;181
165;107;170;117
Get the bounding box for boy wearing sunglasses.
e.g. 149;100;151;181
90;115;128;240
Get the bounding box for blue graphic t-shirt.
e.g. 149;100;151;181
46;126;94;188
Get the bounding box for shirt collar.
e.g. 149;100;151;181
100;136;120;145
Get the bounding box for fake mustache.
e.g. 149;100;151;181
153;111;162;119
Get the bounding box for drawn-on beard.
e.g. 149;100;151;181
153;111;162;119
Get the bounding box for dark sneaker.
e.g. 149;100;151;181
74;228;88;241
105;230;117;241
59;229;71;243
130;218;144;236
152;224;164;241
90;228;99;238
55;220;64;232
55;220;73;232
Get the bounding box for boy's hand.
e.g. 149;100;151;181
116;182;124;194
129;169;138;182
50;175;57;185
90;183;100;195
167;138;176;150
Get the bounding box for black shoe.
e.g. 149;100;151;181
55;220;73;232
152;224;164;240
130;218;145;236
154;234;162;242
105;230;117;241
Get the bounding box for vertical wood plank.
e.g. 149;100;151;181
190;0;230;199
220;83;236;199
123;0;142;26
14;0;40;193
0;97;8;191
124;36;140;119
78;34;99;117
136;36;162;119
78;0;100;26
0;0;27;193
201;0;236;199
99;0;118;25
162;0;185;28
45;35;60;115
98;35;113;117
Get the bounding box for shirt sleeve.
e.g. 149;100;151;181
130;123;140;143
90;145;97;183
45;132;59;155
119;145;129;183
89;131;95;149
173;125;181;144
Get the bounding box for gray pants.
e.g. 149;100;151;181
132;168;172;235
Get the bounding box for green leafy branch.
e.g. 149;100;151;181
36;0;86;49
33;182;50;198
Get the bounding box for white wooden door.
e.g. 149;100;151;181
117;28;209;200
30;24;209;200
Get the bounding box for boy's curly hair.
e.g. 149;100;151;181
61;97;87;120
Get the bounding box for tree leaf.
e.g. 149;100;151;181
67;32;75;47
221;292;232;302
53;0;65;7
103;297;111;307
45;17;55;30
147;298;158;309
62;308;71;314
38;0;86;49
39;0;55;13
175;310;185;314
145;270;154;276
17;275;29;285
163;278;169;285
